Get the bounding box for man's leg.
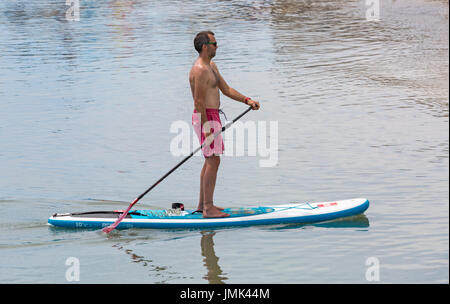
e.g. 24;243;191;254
197;157;225;212
202;155;228;218
196;162;207;211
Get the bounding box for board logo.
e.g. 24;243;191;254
317;202;338;208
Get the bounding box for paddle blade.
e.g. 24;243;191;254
102;198;137;233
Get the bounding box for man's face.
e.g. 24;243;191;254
206;34;217;58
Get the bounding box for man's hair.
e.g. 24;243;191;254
194;31;215;54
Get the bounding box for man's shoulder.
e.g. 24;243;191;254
191;62;210;77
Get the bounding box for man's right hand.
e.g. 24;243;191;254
204;132;214;146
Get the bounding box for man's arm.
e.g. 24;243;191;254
212;61;260;110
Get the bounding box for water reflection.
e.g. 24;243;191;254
108;215;369;283
197;217;370;283
200;231;228;284
1;0;447;114
112;240;178;284
269;0;448;115
267;214;370;230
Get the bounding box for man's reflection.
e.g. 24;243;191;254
200;231;228;284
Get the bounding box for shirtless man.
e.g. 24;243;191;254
189;31;260;218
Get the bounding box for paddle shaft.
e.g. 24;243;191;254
102;106;253;233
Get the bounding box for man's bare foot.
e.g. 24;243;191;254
194;204;225;213
203;209;229;218
203;202;229;218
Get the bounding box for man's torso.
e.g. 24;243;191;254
189;59;220;109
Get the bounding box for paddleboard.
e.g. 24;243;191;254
48;198;369;229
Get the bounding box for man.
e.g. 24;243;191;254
189;31;260;218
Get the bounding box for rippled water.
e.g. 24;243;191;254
0;0;448;283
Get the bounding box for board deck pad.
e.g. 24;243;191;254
130;207;276;219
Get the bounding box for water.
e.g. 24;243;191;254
0;0;448;283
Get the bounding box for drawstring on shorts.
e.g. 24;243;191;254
218;108;228;121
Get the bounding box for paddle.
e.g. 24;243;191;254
102;106;253;233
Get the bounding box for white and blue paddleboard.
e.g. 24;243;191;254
48;198;369;229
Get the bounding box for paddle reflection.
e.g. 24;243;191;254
200;231;228;284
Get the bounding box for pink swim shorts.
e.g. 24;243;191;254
192;108;224;158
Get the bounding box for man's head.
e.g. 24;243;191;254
194;31;217;58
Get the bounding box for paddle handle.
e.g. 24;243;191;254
102;106;253;233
